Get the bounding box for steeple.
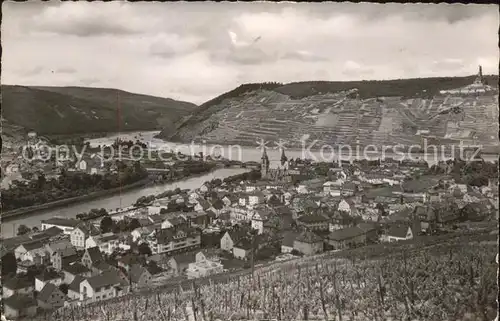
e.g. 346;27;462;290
261;146;269;179
280;148;288;166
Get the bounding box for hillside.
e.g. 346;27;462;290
162;75;499;149
1;85;197;136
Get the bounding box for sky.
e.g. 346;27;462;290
2;2;498;104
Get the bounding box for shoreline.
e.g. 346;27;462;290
1;167;220;223
1;177;152;222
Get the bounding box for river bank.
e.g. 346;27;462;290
1;168;249;239
1;177;152;222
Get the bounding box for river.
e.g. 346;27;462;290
85;131;498;166
1;168;248;239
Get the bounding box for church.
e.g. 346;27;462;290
260;147;296;182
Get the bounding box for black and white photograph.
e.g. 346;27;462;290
1;2;499;321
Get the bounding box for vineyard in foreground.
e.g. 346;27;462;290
41;231;497;321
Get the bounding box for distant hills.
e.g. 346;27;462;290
1;85;197;137
161;74;499;149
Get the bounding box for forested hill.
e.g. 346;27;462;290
275;75;499;99
1;85;197;136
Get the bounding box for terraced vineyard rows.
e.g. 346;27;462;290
171;88;499;149
41;231;498;321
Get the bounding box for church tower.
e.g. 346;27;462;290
474;65;484;84
261;147;269;179
280;148;288;167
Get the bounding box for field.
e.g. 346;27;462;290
40;229;498;321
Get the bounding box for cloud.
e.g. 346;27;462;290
55;67;77;74
20;66;44;76
149;33;202;59
1;3;498;105
30;2;158;37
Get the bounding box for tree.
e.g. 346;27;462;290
128;219;141;231
32;226;39;233
1;252;17;277
59;283;69;295
100;216;114;233
138;243;152;256
17;224;31;236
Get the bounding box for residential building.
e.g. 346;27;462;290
151;226;201;255
71;223;100;249
62;262;92;284
327;226;369;250
37;283;66;310
232;238;254;260
41;217;80;235
79;270;130;302
382;225;414;242
296;214;329;231
168;252;196;275
186;258;224;279
128;264;153;288
14;241;49;265
293;231;323;255
2;275;34;299
131;224;159;242
67;275;85;300
35;269;64;292
281;231;300;253
2;294;38;319
52;246;79;270
220;230;247;252
81;247;104;269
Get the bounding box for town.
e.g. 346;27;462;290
1;144;498;319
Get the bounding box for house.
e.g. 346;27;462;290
323;180;342;196
181;211;210;227
337;199;351;214
62;262;92;284
79;270;130;302
293;231;323;255
117;253;144;272
327;226;369;250
186;258;224;279
41;217;80;234
296;214;329;231
14;241;49;265
2;275;34;298
153;226;201;255
382;225;414;242
37;282;66;310
251;209;271;235
168;252;197;275
232;238;254;260
67;275;85;300
131;224;159;242
281;231;300;253
51;246;79;270
2;294;38;319
45;239;73;258
161;215;188;229
86;232;130;255
71;223;100;249
195;249;220;263
35;269;64;291
220;229;248;252
194;198;211;212
81;247;104;269
128;264;153;288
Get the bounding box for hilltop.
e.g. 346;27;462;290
161;74;499;149
1;85;197;137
